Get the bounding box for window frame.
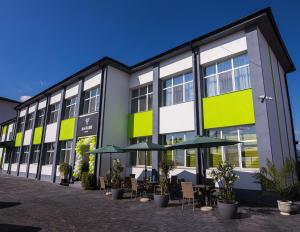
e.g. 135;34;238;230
25;113;34;130
64;96;77;119
130;84;153;113
31;145;40;164
36;108;45;127
44;143;55;165
48;103;60;124
60;140;73;164
82;87;100;115
17;116;25;132
21;146;30;164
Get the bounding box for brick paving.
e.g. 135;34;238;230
0;173;299;232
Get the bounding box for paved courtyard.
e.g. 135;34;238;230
0;173;299;232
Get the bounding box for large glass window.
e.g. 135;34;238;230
36;109;45;127
64;97;77;119
163;131;196;167
82;87;100;114
20;146;30;164
204;54;250;97
12;147;21;163
17;116;25;132
31;145;40;164
48;103;60;124
208;125;259;168
59;141;73;164
44;143;55;165
131;85;153;113
25;113;34;130
163;72;194;106
130;137;152;166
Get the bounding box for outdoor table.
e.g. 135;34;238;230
193;184;214;205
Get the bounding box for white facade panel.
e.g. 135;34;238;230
129;68;153;88
159;101;195;134
23;129;32;146
7;123;14;141
65;83;79;99
44;123;58;143
28;104;36;113
38;99;47;110
200;32;247;65
41;165;52;176
83;70;101;91
160;52;193;78
29;164;38;174
3;163;8;170
50;92;62;105
19;164;27;173
20;108;27;117
11;163;18;172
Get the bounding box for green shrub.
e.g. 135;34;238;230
81;172;96;190
59;162;70;179
158;157;174;195
111;159;123;189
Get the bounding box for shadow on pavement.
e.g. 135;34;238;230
0;202;21;209
0;224;41;232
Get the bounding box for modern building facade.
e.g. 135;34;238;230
0;8;297;195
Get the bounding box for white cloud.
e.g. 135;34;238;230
20;95;32;102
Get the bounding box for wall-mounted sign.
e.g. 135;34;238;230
77;113;99;137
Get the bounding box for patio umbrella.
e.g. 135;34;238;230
89;145;125;184
122;142;166;180
168;135;240;205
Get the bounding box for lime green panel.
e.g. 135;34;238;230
33;127;43;145
59;118;75;141
2;125;8;136
128;111;153;138
15;132;22;147
203;89;255;129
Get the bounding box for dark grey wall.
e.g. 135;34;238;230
0;100;18;124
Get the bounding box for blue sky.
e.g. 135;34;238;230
0;0;299;146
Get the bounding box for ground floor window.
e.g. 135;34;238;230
60;140;73;164
44;143;55;165
31;145;40;164
130;137;152;166
208;125;259;168
12;147;21;163
162;131;197;168
20;146;30;164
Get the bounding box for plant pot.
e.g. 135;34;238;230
111;188;123;200
277;200;293;215
60;178;69;186
217;201;238;219
154;194;169;207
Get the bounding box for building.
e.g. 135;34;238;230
0;97;19;124
0;8;297;197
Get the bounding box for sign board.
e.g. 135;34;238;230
77;113;99;137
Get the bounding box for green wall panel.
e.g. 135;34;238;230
128;111;153;138
203;89;255;129
59;118;75;141
33;127;43;145
2;125;8;137
15;132;22;147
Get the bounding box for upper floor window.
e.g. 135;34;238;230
17;116;25;132
48;103;60;124
36;109;45;127
64;96;77;119
163;72;194;106
25;113;34;130
82;87;100;115
204;54;250;97
131;85;153;113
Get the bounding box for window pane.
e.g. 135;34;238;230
148;94;153;110
209;147;222;167
204;65;216;76
222;127;238;140
239;126;256;141
173;133;184;144
184;72;193;82
140;86;147;95
173;75;183;85
217;59;232;72
132;89;139;98
241;141;259;168
233;54;249;67
209;129;221;138
234;66;251;91
219;71;233;94
148;85;153;93
163;79;172;88
96;95;100;112
186;149;196;167
83;99;89;114
90;89;97;97
224;145;239;167
184;82;194;102
89;97;96;113
174;149;185;166
131;98;139;113
205;75;218;97
139;96;147;112
173;85;183;104
163;88;172;106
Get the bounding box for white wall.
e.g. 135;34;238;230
160;52;193;78
29;164;38;174
44;123;58;143
65;82;79;99
83;70;101;91
41;165;52;176
50;92;62;105
129;67;153;88
7;123;14;141
3;163;8;170
23;129;32;146
11;163;18;172
19;164;27;173
19;108;27;117
159;101;195;134
200;31;247;65
28;104;36;114
38;99;47;110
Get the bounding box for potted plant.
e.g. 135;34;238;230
154;158;174;207
111;159;124;200
211;162;239;219
81;172;96;190
59;162;70;185
254;158;299;215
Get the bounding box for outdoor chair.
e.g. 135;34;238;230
131;178;144;199
181;182;198;212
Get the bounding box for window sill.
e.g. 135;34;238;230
79;111;99;117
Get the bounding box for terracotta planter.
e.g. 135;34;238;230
277;200;293;215
217;201;238;219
